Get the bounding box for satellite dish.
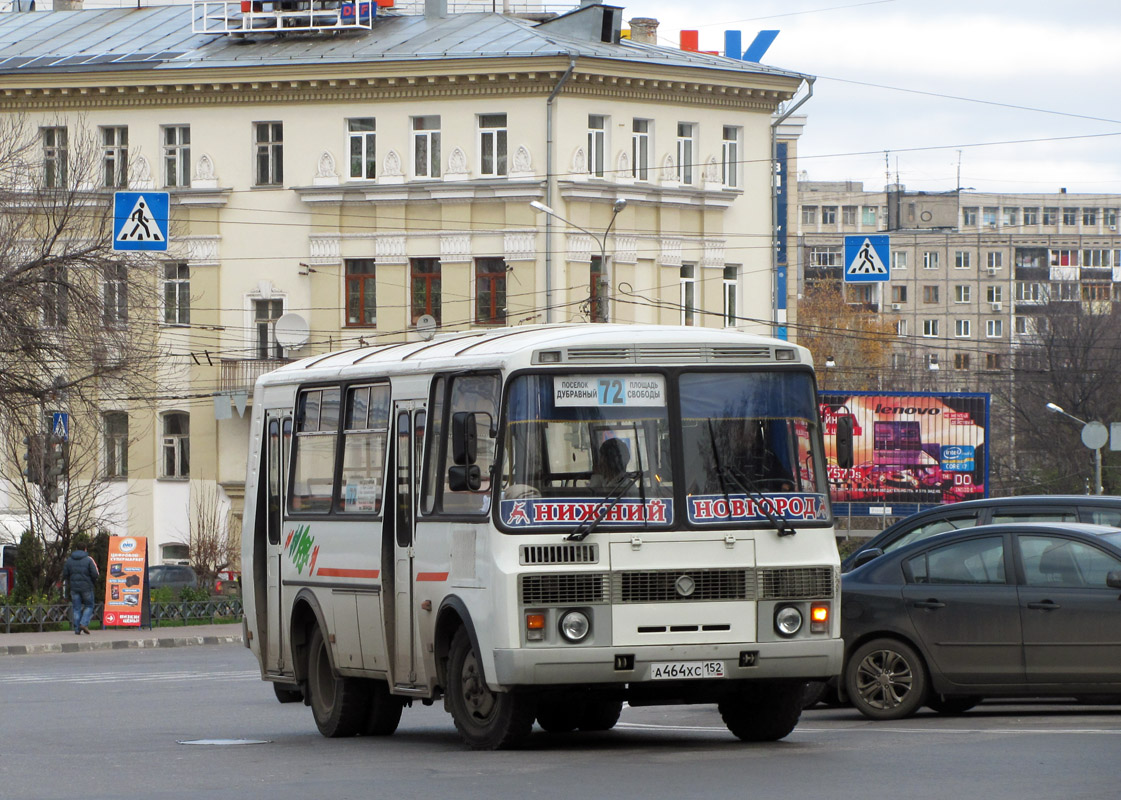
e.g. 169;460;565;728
416;314;437;341
274;313;310;352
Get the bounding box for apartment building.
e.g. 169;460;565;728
0;2;807;559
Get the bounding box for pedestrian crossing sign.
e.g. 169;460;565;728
113;192;169;252
844;235;890;283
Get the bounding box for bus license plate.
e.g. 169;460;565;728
649;661;725;680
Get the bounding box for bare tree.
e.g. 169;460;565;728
0;114;163;596
183;483;238;589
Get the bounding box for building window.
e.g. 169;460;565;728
842;206;857;226
721;126;740;188
986;319;1003;338
891;285;907;303
101;126;128;188
954;285;971;303
955;251;971;269
862;206;877;226
1016;281;1044;302
1015;316;1029;335
955;319;971;337
986;353;1004;369
1043;207;1058;225
1083;248;1111;267
923;285;939;304
479;113;508;178
676;123;695;184
348;118;376;180
1106;208;1118;228
892;251;908;270
161;412;190;479
475;257;507;325
1003;208;1018;226
922;319;939;337
987;285;1003;304
345;259;376;326
1062;207;1078;226
680;264;696;326
1053;282;1079;301
162;125;191;188
589;255;608;323
104;412;128;479
43;265;68;329
822;206;837;225
809;246;844;268
163;262;190;325
1083;208;1097;226
962;207;977;226
103;263;128;328
1082;283;1111;301
255;122;283;186
42;126;68;188
801;206;817;225
412;116;441;178
892;352;908;369
983;207;998;227
923;251;939;269
722;266;738;326
895;319;908;337
587;115;606;178
1023;207;1038;225
632;119;651;181
254;298;284;359
987;251;1003;269
954;353;971;370
411;258;441;325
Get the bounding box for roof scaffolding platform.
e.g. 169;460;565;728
193;0;387;35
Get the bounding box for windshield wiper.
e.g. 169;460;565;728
706;420;794;537
567;470;641;542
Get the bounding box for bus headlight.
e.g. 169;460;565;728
774;606;803;637
559;610;591;643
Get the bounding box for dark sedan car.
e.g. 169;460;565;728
840;522;1121;720
147;564;198;592
841;495;1121;572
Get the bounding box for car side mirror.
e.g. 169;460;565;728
851;547;884;570
835;416;854;470
448;464;482;492
1106;570;1121;590
451;411;478;466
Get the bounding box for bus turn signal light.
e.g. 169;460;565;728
810;603;829;633
526;613;546;641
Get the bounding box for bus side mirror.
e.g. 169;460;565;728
448;464;482;492
835;417;854;470
452;412;478;465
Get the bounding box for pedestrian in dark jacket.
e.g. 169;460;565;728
63;542;99;635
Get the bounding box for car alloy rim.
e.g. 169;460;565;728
855;648;913;710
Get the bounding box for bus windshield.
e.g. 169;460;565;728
497;370;828;532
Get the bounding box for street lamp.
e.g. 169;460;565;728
1046;402;1105;495
531;199;627;322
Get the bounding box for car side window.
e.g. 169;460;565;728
905;536;1005;585
990;510;1076;524
886;513;979;554
1084;509;1121;527
1019;535;1121;588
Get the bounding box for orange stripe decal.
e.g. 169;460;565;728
415;572;449;582
316;568;380;579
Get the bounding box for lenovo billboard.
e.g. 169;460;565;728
819;391;989;516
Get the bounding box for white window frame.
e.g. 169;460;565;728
103;263;128;329
42;126;68;189
954;285;971;303
347;118;376;180
680;263;696;326
721;126;740;188
892;251;908;270
162;125;191;188
896;319;908;337
986;319;1004;338
722;265;738;327
987;251;1003;269
160;411;190;479
478;113;508;178
587;114;606;178
922;319;939;337
254;121;283;186
412;115;441;179
955;319;972;337
676;122;695;185
632;119;651;181
955;251;971;269
104;411;128;479
923;251;939;270
987;285;1004;304
163;262;190;326
101;125;128;189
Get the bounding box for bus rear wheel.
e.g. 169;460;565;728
306;626;369;737
718;683;803;742
365;680;405;736
446;628;535;750
578;700;623;732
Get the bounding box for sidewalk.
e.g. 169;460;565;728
0;621;244;656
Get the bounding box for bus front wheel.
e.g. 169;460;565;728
306;626;369;737
446;628;535;750
718;683;803;742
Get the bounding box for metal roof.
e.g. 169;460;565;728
0;7;807;80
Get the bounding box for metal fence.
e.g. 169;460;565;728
0;598;243;634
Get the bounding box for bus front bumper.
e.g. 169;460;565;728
491;638;842;689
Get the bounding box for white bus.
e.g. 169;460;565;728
242;324;843;749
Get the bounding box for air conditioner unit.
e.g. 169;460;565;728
986;267;998;276
891;303;903;311
990;302;1002;311
1111;225;1117;232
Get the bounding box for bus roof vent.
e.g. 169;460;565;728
634;345;705;363
564;346;634;363
520;543;600;566
710;345;775;362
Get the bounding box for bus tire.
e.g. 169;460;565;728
272;682;303;704
578;700;623;732
718;683;803;742
447;628;535;750
306;627;370;737
536;698;583;733
365;680;405;736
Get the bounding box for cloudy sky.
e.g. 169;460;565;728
637;0;1121;194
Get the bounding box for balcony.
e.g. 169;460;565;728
219;358;287;395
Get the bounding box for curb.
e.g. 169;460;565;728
0;633;243;657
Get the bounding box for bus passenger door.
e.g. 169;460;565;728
391;402;425;687
264;413;291;673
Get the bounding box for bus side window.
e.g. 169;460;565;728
428;373;499;515
338;384;391;515
290;386;341;513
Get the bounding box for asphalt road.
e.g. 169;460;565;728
3;644;1120;800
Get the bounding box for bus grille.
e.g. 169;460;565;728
520;573;608;605
758;567;835;600
613;569;753;603
519;543;599;566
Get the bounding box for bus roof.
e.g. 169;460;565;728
256;324;812;388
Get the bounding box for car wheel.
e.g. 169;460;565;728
446;628;536;750
718;683;803;742
846;638;928;721
306;626;370;737
927;695;980;715
272;682;303;704
364;679;405;736
578;700;624;732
